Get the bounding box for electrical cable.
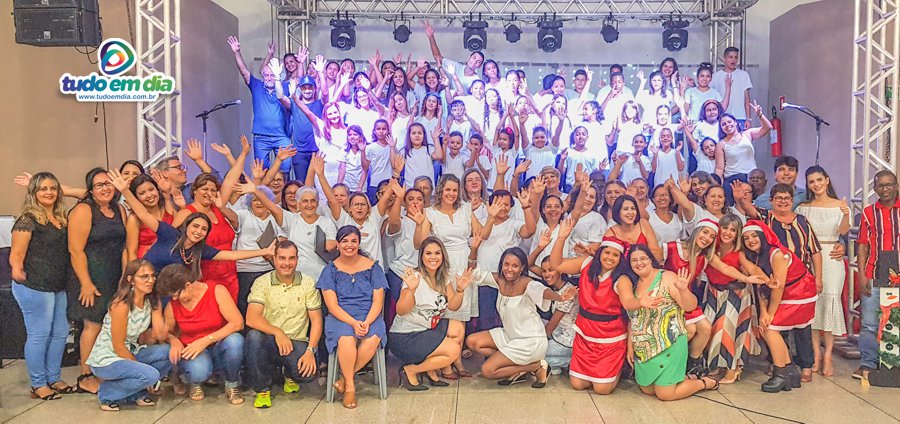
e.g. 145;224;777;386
101;102;110;170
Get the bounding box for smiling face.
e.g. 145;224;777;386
120;163;143;183
498;132;512;150
135;181;160;209
572;127;588;149
660;128;674;148
467;52;484;70
551;79;566;95
425;71;439;90
261;66;276;89
775;164;798;186
657;107;671;125
582;186;598;211
543;172;560;191
619;199;638;224
720;116;738;135
341;59;355;74
284;185;300;212
439;180;459;207
337;232;360;258
194;180;218;207
333;185;349;208
421;241;444;273
599;247;622;272
632;135;647;153
698;68;712;88
630;179;649;200
34;177;59;208
704;186;726;213
695;226;717;249
605;184;624;206
464;172;482;196
355;89;370;108
325;104;341;124
624;103;639;120
448;135;463;154
742;231;761;253
650;74;664;92
661;60;675;77
269;173;285;193
131;264;156;296
274;244;299;279
652;187;671;209
90;172;115;205
325;62;339;79
185;217;210;245
771;191;794;214
691;177;710;198
348;194;370;221
298;190;319;218
543;197;563;222
532;130;548;148
629;249;654;278
541;260;561;286
874;173;899;203
719;223;737;245
500;253;524;282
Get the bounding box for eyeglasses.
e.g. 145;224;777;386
876;183;897;190
350;202;369;208
167;164;186;171
92;182;114;190
772;196;793;202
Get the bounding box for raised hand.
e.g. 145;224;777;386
401;267;421;291
171;188;186;209
226;36;241;52
210;143;232;157
277;145;298;161
235;182;256;195
750;100;763;117
393;52;403;65
530;175;547;195
313;55;326;73
389;178;406;198
184;138;204;162
840;197;851;216
455;268;474;292
150;169;171;194
573;163;587;186
636;69;645;83
106;169;130;193
559;286;578;302
486;197;503;218
390;151;405;173
250;158;265;181
423;20;435;37
537;228;553;249
514;159;531;177
267;40;276;56
680;117;696;133
558;148;569;162
517;188;531;208
13;172;32;187
724;73;733;90
417;57;427;69
677;178;691;194
432;124;444;143
558;216;575;239
296;46;309;65
311;152;326;175
408;203;426;225
470;196;483;212
674;268;691;291
495;153;510;175
446;62;456;76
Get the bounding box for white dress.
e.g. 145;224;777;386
425;206;477;320
474;269;551;365
795;205;847;334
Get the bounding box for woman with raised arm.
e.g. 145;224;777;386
86;260;170;411
549;218;627;395
616;245;719;400
564;169;607;257
68;168;127;395
317;226;388;409
466;241;575;388
10;172;75;400
668;177;745;236
125;173;176;261
714;101;771;199
527;192;567;277
391;237;472;390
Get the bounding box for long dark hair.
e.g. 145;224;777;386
129;174;166;209
110;259;160;311
741;229;774;273
119;160;146;175
172;212;212;278
281;180;303;210
803;165;839;202
600;180;627;219
611;195;639;225
336;225;369;258
416;236;451;292
81;167;121;206
588;245;622;283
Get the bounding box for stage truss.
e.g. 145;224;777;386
135;0;183;166
269;0;755;66
847;0;899;341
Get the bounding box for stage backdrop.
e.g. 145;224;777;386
0;0;240;215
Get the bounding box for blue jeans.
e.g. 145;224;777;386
859;286;881;369
244;329;315;392
253;134;292;173
11;283;68;388
90;344;172;403
545;337;573;369
291;150;316;181
179;333;244;384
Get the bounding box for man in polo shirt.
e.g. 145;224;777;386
245;240;323;408
272;70;323;180
227;35;291;174
855;170;900;379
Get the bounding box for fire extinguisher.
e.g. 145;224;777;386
770;107;783;157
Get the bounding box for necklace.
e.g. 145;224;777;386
179;246;195;265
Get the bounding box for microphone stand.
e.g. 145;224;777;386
195;102;238;158
787;106;830;165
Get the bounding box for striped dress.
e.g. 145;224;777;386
703;250;760;370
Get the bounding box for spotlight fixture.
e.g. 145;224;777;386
394;23;411;43
661;16;689;52
463;20;488;52
536;19;563;53
504;24;521;43
601;14;618;43
330;14;356;51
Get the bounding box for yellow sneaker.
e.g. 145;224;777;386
283;377;300;394
253;391;271;408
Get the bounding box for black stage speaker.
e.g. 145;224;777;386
0;248;27;365
14;0;101;47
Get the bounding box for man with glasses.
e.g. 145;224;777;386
855;170;900;380
153;146;219;204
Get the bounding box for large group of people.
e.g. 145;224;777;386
8;24;895;413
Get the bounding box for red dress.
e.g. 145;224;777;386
569;257;628;384
187;205;238;301
705;250;740;286
662;241;708;325
137;212;173;258
170;284;226;345
763;249;818;331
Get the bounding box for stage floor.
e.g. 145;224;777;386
1;354;897;424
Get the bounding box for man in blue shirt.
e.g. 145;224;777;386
270;65;323;181
753;156;807;209
227;36;291;174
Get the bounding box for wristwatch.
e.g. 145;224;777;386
307;346;318;355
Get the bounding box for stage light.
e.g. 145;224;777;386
537;20;563;53
394;23;411;43
504;24;521;43
463;20;488;51
601;14;618;43
330;17;356;51
661;17;689;52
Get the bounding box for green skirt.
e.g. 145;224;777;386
634;334;688;387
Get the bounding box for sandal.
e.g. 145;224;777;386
333;378;346;394
50;381;76;395
135;397;156;407
225;387;244;405
700;376;720;391
531;360;550;389
497;372;528;386
453;365;474;379
99;401;120;412
188;384;205;401
441;371;459;380
76;373;98;395
31;386;61;400
342;390;357;409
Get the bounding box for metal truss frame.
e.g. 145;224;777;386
135;0;183;166
847;0;899;342
270;0;756;61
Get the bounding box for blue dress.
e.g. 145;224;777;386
317;262;389;353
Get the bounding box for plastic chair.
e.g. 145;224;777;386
325;346;388;402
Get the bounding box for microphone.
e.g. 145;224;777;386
219;99;242;107
780;98;806;111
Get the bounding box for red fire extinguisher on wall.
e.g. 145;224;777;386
770;106;783;157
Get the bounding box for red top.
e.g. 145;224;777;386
663;241;707;281
576;258;627;339
609;226;649;253
170;284;226;345
186;205;238;300
137;212;174;258
858;199;900;278
772;249;818;303
705;250;740;286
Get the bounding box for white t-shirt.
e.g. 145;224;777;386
531;219;560;272
685;87;724;121
694;144;717;174
443;149;469;181
635;89;676;123
483;110;503;143
648;122;680;150
614;121;644;155
487;147;518;191
458;95;485;124
390;277;449;334
545;115;574;148
579;120;611;156
478;217;525;271
316;140;347;188
653;148;682;183
566;211;606;257
404;146;435;189
693;121;721;144
648;211;684;248
387;216;418;276
391;116;411;152
343;149;364;192
336;208;386;265
619;154;651;186
442;58;480;94
563;148;600;186
596;86;635;118
343;106;381;140
281;212;336;280
524;144;559;180
448;119;474;142
722;132;756;176
711;69;752;120
414;115;441;148
366;142;393;188
235;209;281;273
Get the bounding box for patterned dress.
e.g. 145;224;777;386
629;270;689;387
703;250;760;369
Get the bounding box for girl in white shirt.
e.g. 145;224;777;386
367;119;395;200
522;126;557;181
683;63;730;121
296;101;347;186
344;87;385;139
441;131;467;180
342;125;369;193
683;119;718;175
403;123;444;189
482;89;504;144
558;126;599;191
608;100;644;156
455;80;486;124
652;128;685;184
415;93;443;150
543;94;575;150
488;127;519;191
388;92;415;152
635;70;679;124
578;100;609;156
714;101;771;192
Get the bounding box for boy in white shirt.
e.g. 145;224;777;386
711;47;753;130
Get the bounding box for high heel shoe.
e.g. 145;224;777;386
718;368;743;385
423;373;450;387
761;366;793;393
531;359;550;389
453;364;473;379
399;367;428;392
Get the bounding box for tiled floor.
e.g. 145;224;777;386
1;354;898;424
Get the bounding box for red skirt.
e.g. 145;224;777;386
685;307;708;325
769;273;817;331
568;326;627;384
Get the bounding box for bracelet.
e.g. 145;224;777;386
521;205;531;209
